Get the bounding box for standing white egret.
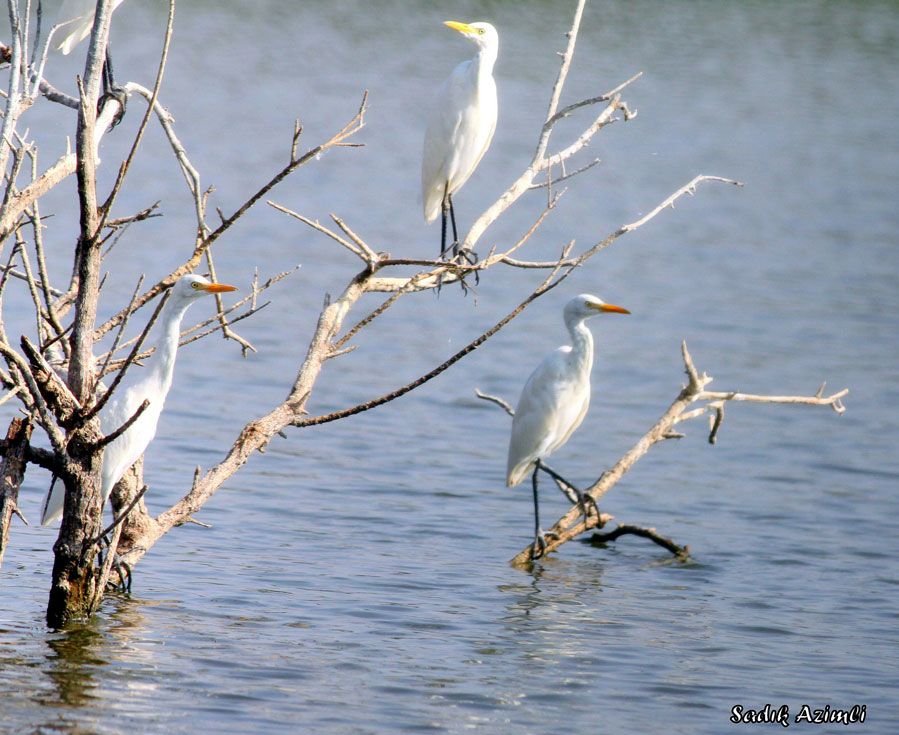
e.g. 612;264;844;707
506;294;630;559
422;20;498;260
40;275;237;526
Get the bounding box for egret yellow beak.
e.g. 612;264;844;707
594;302;630;314
200;283;237;293
444;20;476;34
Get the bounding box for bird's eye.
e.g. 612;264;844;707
191;282;200;289
478;28;485;34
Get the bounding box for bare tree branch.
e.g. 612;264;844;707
589;523;689;559
94;92;368;340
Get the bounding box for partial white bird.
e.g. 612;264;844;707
41;275;237;526
506;294;630;559
422;20;498;259
56;0;129;127
56;0;125;56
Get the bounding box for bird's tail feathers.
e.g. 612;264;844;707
40;479;64;526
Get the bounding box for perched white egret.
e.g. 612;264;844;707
56;0;126;56
506;294;630;559
40;275;237;526
422;20;498;259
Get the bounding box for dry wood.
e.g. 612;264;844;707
589;524;689;559
0;416;31;567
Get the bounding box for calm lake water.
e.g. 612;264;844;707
2;1;898;732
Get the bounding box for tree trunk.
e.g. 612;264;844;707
46;427;104;628
0;417;32;567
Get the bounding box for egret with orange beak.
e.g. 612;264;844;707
41;275;238;525
422;20;499;261
506;294;630;559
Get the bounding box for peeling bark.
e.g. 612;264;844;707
0;417;32;567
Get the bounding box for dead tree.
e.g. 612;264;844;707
0;0;843;626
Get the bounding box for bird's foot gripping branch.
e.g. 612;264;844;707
479;341;847;568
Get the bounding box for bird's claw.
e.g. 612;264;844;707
99;86;128;129
455;247;480;289
114;559;133;594
530;528;559;560
435;244;479;296
576;491;601;524
97;534;133;593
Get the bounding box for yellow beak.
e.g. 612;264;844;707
595;302;630;314
200;283;238;293
444;20;475;34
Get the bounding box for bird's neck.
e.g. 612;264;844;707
474;45;497;79
567;318;595;375
145;300;190;393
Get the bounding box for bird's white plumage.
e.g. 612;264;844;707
56;0;125;55
422;21;498;223
40;275;236;525
506;294;629;488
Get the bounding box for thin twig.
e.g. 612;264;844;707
95;92;368;339
92;485;148;544
82;290;171;423
269;202;364;259
98;0;175;226
475;389;515;417
297;270;568;428
95;274;145;386
88;399;149;451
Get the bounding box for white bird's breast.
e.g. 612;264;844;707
444;62;497;192
99;379;167;492
506;348;593;486
421;57;498;222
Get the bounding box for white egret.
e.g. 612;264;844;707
506;294;630;559
40;275;237;526
422;20;498;259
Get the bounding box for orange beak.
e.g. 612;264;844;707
598;303;630;314
200;282;237;293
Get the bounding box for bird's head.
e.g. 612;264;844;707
565;293;630;322
444;20;498;51
170;274;237;304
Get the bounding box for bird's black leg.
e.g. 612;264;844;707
448;194;481;288
530;467;559;560
536;459;600;524
97;531;133;593
448;194;459;257
435;192;451;295
99;46;127;129
115;560;133;594
446;194;480;292
440;193;449;259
